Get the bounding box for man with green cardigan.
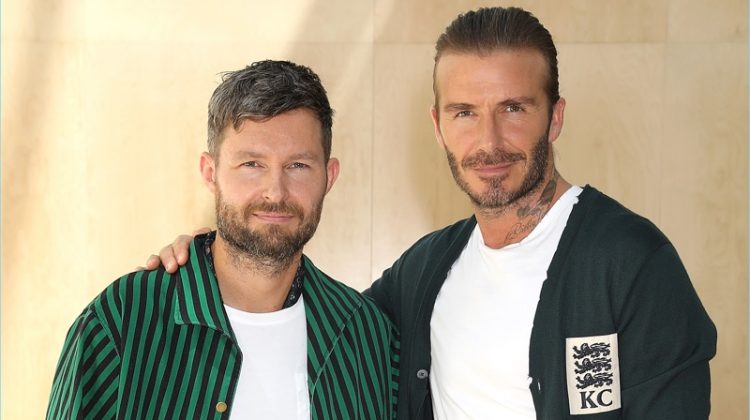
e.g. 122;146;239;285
47;60;398;420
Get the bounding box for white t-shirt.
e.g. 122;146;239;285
225;297;310;420
430;186;583;419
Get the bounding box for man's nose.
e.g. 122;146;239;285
477;114;504;149
261;169;289;203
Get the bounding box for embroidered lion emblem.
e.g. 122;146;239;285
576;372;614;389
574;357;612;374
572;342;611;360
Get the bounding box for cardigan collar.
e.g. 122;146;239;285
172;233;233;337
172;232;362;382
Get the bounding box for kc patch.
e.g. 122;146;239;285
565;333;621;415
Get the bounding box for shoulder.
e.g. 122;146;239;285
90;268;174;310
391;216;476;267
364;217;475;318
574;186;669;254
412;216;476;251
388;215;476;279
302;258;394;329
565;187;695;300
81;268;176;340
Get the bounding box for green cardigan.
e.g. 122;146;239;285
48;234;399;419
367;185;716;419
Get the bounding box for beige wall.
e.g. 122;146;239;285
3;1;746;418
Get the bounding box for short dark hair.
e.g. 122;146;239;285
433;7;559;107
207;60;334;161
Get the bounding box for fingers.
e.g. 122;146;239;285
159;233;197;273
159;243;180;273
173;234;194;266
145;254;161;270
142;229;209;274
191;227;212;236
136;254;163;273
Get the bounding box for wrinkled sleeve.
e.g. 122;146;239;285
365;257;406;328
47;310;121;420
618;243;716;419
365;262;405;420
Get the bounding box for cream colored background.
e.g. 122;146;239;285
2;1;747;418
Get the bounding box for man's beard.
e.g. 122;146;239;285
446;132;550;210
215;190;323;269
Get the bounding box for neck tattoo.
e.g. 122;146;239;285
504;174;559;243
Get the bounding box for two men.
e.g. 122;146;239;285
153;6;716;420
53;5;716;420
47;61;398;419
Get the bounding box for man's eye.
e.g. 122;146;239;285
289;162;309;169
505;104;523;112
241;161;260;167
455;110;473;118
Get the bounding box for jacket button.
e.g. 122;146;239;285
216;401;228;413
416;369;429;379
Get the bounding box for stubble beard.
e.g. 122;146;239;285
446;132;550;213
215;189;323;273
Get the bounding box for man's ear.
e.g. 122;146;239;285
548;97;566;144
325;157;340;194
200;152;217;193
431;105;446;150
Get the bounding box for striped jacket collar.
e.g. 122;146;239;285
172;233;363;382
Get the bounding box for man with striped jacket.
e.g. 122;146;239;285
47;60;399;420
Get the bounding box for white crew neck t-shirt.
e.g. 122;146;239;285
224;297;310;420
430;185;583;419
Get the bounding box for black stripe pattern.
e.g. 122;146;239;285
47;233;399;419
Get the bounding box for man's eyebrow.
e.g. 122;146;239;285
442;97;539;112
287;152;319;161
233;150;321;161
500;96;538;106
442;102;475;112
233;150;265;159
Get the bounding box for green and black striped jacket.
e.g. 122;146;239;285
47;235;399;419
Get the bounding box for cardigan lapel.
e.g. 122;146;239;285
172;235;235;340
172;240;364;384
301;255;362;389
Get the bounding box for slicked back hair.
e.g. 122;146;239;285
207;60;334;161
433;7;560;109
